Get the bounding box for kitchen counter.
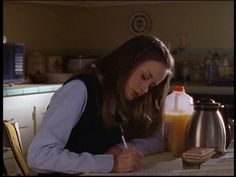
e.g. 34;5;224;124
170;85;234;95
3;84;62;97
3;83;233;97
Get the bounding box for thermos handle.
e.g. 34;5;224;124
219;104;233;148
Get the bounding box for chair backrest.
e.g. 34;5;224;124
3;158;8;176
3;121;30;176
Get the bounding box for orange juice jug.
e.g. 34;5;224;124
162;85;193;156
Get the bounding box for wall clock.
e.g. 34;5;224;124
130;12;151;34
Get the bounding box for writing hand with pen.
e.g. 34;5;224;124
105;122;144;172
106;145;144;173
113;146;144;173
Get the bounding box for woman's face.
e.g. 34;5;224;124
125;60;169;101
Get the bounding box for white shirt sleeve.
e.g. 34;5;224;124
27;80;114;174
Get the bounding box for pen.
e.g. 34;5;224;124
120;124;128;149
121;135;128;149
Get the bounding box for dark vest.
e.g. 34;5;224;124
64;74;121;154
39;74;121;175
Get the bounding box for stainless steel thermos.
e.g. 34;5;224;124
185;98;228;155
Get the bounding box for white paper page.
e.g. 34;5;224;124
93;158;183;176
201;150;234;169
132;158;183;175
167;167;234;176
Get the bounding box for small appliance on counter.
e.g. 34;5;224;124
3;42;25;85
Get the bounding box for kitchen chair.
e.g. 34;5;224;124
3;159;8;176
3;121;30;176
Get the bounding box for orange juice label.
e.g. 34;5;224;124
163;114;191;155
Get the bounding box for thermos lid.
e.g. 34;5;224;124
194;98;220;111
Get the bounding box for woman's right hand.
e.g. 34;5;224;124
112;147;144;173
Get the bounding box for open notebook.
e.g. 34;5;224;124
91;158;183;176
167;167;233;176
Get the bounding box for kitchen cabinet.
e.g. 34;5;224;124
3;92;54;175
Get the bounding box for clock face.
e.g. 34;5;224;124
130;13;151;34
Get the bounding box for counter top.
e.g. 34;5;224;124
3;84;62;97
3;83;234;97
170;85;234;95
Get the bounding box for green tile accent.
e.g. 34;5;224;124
3;90;8;97
3;84;63;97
38;86;53;93
51;85;62;91
6;89;23;96
22;87;39;94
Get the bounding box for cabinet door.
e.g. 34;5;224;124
3;92;54;175
4;95;35;153
31;92;54;135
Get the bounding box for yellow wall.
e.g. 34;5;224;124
3;1;233;52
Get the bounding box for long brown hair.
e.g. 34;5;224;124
78;35;175;139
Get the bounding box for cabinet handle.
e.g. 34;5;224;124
32;106;37;135
19;125;29;129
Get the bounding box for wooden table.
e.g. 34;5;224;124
82;141;234;176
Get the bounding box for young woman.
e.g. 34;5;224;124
27;35;175;175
